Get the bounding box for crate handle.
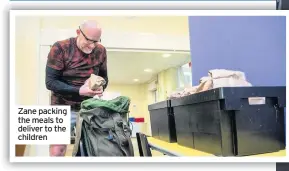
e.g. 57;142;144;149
223;96;284;110
221;87;286;108
248;97;266;105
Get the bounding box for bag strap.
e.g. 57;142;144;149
120;122;134;156
123;131;135;156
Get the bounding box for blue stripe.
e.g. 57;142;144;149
9;0;275;1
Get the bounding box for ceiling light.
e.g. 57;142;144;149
162;53;171;58
144;68;152;72
133;79;139;82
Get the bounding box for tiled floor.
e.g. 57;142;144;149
65;138;165;157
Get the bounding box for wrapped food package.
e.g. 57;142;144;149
168;69;253;99
88;74;106;91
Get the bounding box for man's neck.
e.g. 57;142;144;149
75;36;81;50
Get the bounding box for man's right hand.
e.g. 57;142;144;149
79;80;99;97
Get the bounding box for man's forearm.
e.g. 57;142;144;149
45;66;80;95
99;70;108;90
102;75;109;90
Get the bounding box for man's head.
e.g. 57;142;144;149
76;20;102;54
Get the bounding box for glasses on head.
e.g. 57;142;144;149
79;26;101;45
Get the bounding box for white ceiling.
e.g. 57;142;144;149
106;50;191;84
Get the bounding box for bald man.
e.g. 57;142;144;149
45;20;108;156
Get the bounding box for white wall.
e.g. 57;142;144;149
40;29;190;51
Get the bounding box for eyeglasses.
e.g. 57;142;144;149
79;26;101;45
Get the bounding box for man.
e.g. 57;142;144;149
45;20;108;156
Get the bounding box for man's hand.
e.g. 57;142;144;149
95;86;103;97
79;80;103;97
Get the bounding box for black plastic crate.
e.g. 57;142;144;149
171;86;286;156
148;100;177;143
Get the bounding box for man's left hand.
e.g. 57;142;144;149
95;86;103;97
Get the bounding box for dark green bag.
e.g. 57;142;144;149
72;96;134;156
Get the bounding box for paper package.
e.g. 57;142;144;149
168;69;256;100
